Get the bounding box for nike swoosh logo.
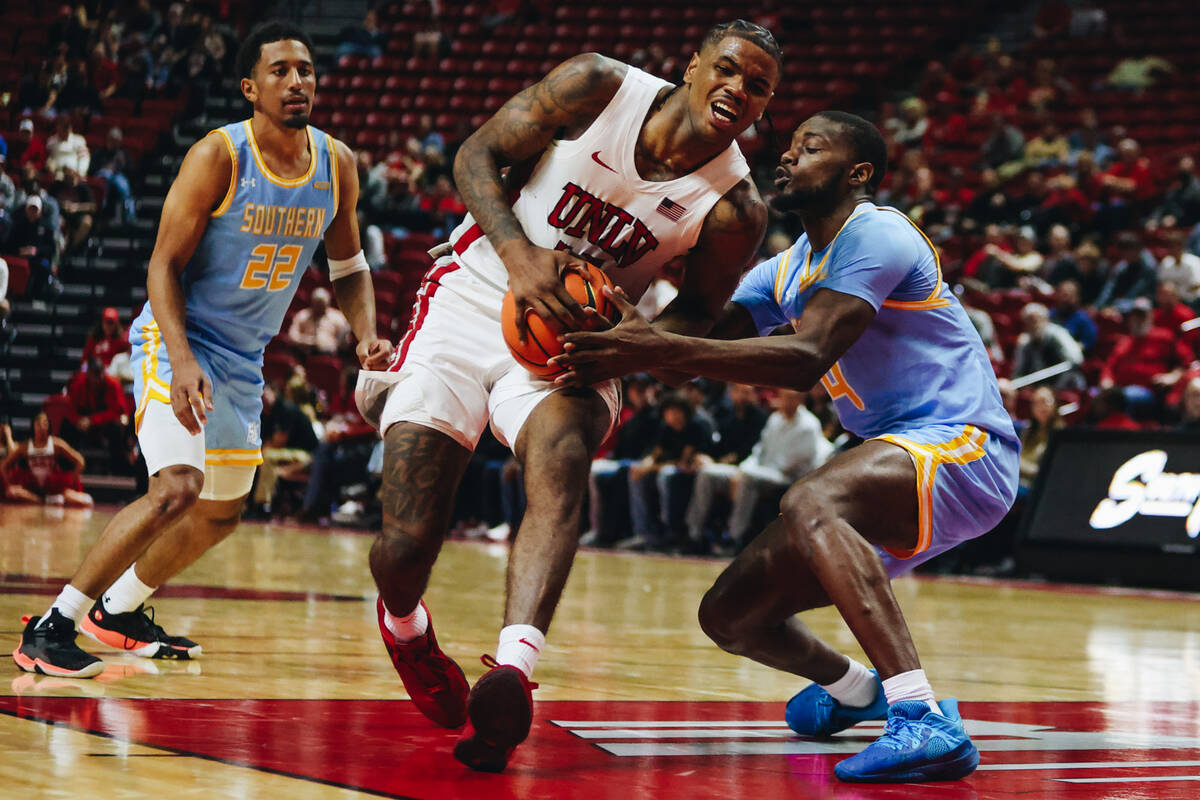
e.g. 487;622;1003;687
591;151;617;173
519;637;541;653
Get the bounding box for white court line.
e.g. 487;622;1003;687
1057;776;1200;784
980;761;1200;771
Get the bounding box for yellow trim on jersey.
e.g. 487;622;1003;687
242;120;318;187
776;204;870;307
134;321;172;432
206;456;265;466
874;426;988;559
772;247;794;306
211;129;239;218
878;206;951;310
326;133;340;218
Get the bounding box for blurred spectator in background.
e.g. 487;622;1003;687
982;113;1025;174
1154;281;1194;335
90;127;138;226
48;5;92;60
983;226;1043;288
46;116;90;181
1097;232;1157;311
250;384;319;518
1157;230;1200;305
1150;156;1200;230
298;374;377;523
11;119;47;172
1012;302;1085;388
708;383;768;467
1041;224;1077;284
1089;385;1140;430
56;58;102;116
1071;240;1108;306
1067;108;1114;167
1176;377;1200;431
90;43;120;102
1049;280;1097;354
60;357;129;467
1018;387;1061;490
0;258;10;337
962;223;1009;283
1101;298;1193;414
416;114;445;158
623;393;709;551
53;169;97;254
1106;54;1174;91
416;174;466;239
586;375;659;547
1097;138;1155;232
169;45;219;121
1;412;92;507
17;62;59;116
337;8;388;58
685;389;831;555
1024;122;1069;168
884;97;928;148
9;196;62;300
82;307;131;380
287;288;350;356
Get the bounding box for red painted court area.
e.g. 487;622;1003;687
4;696;1199;799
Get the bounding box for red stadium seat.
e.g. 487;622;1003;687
304;355;345;400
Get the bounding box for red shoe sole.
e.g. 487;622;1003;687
453;666;532;772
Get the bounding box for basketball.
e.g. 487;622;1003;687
501;264;615;379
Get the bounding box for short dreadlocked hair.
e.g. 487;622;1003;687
701;19;783;72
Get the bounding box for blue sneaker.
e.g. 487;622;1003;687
785;670;887;737
833;698;979;783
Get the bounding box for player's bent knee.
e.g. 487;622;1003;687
372;526;440;571
697;587;742;653
780;485;840;549
148;468;204;519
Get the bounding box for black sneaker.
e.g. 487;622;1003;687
80;599;202;660
12;611;104;678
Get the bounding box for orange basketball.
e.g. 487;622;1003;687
501;264;615;379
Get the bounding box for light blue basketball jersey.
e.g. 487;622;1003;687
132;120;340;361
732;204;1017;444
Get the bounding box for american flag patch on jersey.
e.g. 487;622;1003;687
656;197;686;221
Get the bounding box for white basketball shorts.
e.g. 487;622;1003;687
357;255;621;451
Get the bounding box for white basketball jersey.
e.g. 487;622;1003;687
448;66;750;302
26;439;56;486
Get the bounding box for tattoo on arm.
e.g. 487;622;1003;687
453;54;621;249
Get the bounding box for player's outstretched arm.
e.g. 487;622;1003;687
0;442;25;480
323;138;392;370
147;133;231;434
454;53;625;338
556;286;875;390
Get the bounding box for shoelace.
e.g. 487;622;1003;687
480;654;539;690
877;715;928;752
115;605;167;651
396;635;459;694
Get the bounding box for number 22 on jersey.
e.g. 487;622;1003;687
240;244;302;291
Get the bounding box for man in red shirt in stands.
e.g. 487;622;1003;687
1101;298;1194;416
82;307;131;370
60;356;130;471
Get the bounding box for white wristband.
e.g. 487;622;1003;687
329;250;369;280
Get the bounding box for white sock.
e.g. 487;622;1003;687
882;668;939;715
39;584;95;629
495;624;544;679
102;564;156;614
383;599;428;644
819;657;878;708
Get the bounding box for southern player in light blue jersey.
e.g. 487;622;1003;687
556;112;1019;783
15;22;391;679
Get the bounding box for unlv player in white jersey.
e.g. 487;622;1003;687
358;20;781;771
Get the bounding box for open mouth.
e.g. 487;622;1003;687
710;99;739;127
774;166;790;189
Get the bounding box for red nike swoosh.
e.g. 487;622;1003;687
591;151;617;173
518;637;541;653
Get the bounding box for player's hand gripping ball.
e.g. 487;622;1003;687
502;264;615;379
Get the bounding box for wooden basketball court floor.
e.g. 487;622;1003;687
1;503;1198;799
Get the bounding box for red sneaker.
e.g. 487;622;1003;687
453;654;537;773
376;597;468;728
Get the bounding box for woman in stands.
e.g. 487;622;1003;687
0;412;94;507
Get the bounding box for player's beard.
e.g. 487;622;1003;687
770;172;841;215
283;112;310;129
